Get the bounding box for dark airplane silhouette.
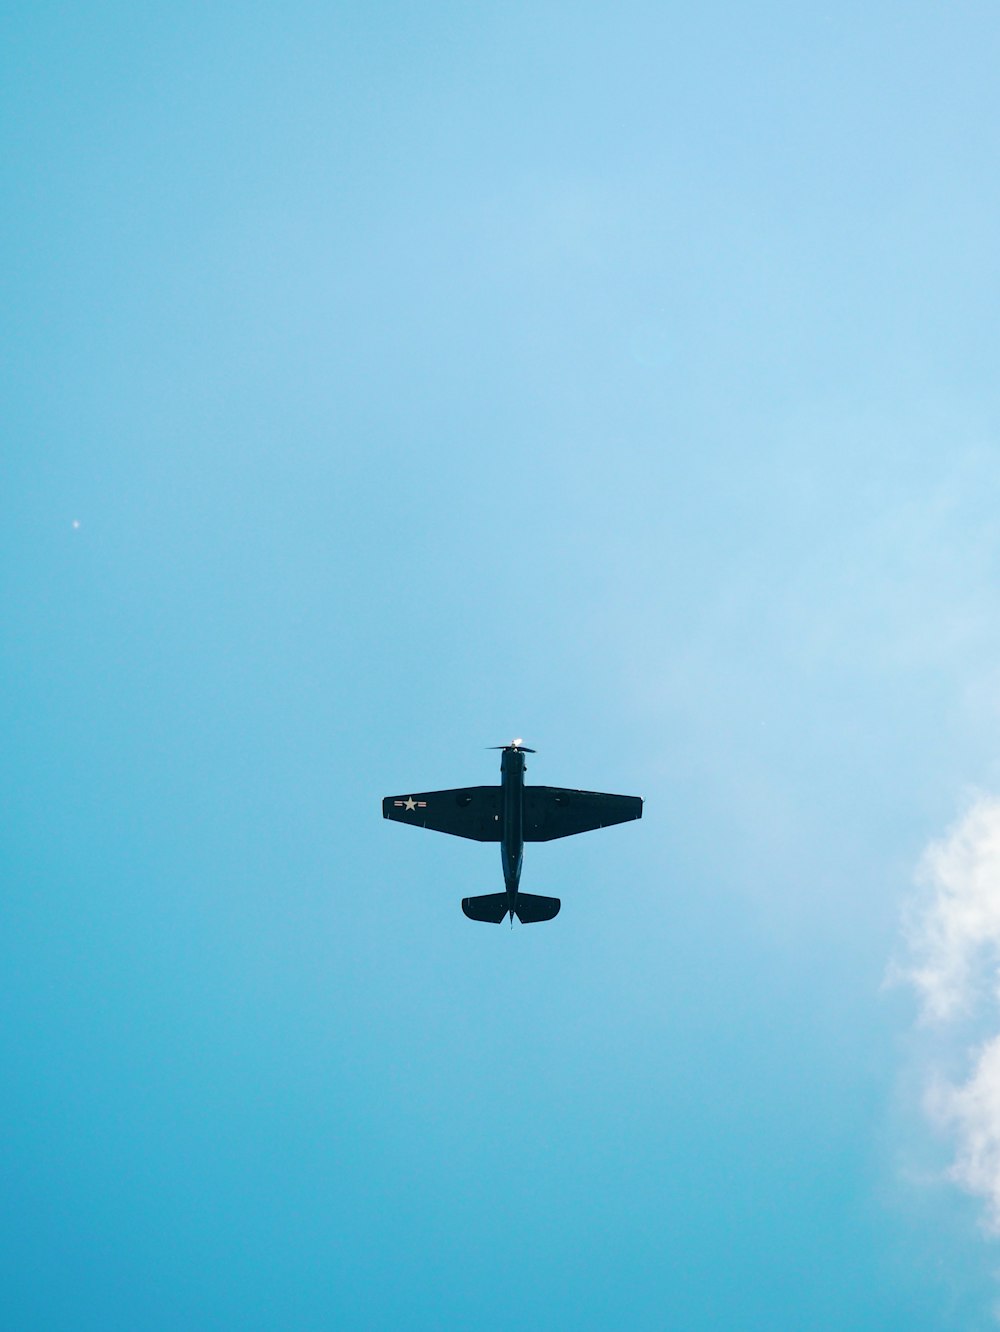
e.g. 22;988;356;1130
382;741;642;924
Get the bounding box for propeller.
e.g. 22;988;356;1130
487;737;536;752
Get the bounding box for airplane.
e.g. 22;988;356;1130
382;740;643;924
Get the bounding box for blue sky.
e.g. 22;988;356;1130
4;3;1000;1328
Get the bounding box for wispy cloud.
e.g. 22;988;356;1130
900;795;1000;1230
927;1040;1000;1230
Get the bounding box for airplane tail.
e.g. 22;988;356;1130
461;892;561;924
462;893;509;924
514;892;560;924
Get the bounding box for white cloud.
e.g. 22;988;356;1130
928;1038;1000;1232
901;795;1000;1232
905;795;1000;1023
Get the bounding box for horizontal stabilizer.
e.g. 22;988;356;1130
514;892;561;924
462;893;509;924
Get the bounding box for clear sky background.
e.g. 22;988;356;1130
4;4;1000;1329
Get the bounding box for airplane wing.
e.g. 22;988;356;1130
382;786;502;841
523;786;643;841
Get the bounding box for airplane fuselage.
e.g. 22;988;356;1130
500;746;525;906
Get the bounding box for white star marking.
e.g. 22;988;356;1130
404;797;417;811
